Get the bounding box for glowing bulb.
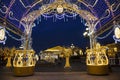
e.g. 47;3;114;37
86;28;89;30
83;32;88;36
57;5;64;14
0;28;5;41
114;27;120;39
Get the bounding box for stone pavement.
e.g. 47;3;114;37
0;72;120;80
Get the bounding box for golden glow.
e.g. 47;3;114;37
86;43;108;66
21;0;98;23
13;50;36;67
63;48;72;68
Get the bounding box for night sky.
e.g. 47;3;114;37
32;16;90;53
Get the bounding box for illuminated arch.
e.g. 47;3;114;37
20;0;98;50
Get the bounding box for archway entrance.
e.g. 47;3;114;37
15;0;98;74
20;0;97;51
11;0;109;76
32;16;88;72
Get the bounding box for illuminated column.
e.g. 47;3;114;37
63;48;72;68
20;20;35;50
6;57;12;67
65;56;70;68
86;21;96;50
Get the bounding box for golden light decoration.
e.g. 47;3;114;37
86;43;108;66
13;50;37;67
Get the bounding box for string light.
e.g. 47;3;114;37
97;28;114;39
6;31;23;41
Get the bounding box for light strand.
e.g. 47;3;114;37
19;0;42;8
6;31;23;41
113;35;120;43
92;0;98;7
112;3;120;12
8;11;20;22
97;28;114;39
0;5;8;14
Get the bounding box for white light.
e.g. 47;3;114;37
83;32;88;36
114;27;120;39
86;28;89;30
57;5;64;14
0;28;5;41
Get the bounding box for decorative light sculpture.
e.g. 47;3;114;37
113;24;120;43
20;0;98;51
86;43;108;65
0;26;7;44
1;0;119;76
114;27;120;39
13;50;38;76
63;47;72;68
57;5;64;14
86;43;109;75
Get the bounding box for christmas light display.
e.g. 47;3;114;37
0;26;6;44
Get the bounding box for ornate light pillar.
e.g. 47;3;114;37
86;20;109;75
63;47;72;68
20;19;34;50
85;21;96;50
13;17;37;76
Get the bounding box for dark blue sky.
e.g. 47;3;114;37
32;16;90;53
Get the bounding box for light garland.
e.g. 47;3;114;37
6;31;23;41
97;28;114;39
112;3;120;12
